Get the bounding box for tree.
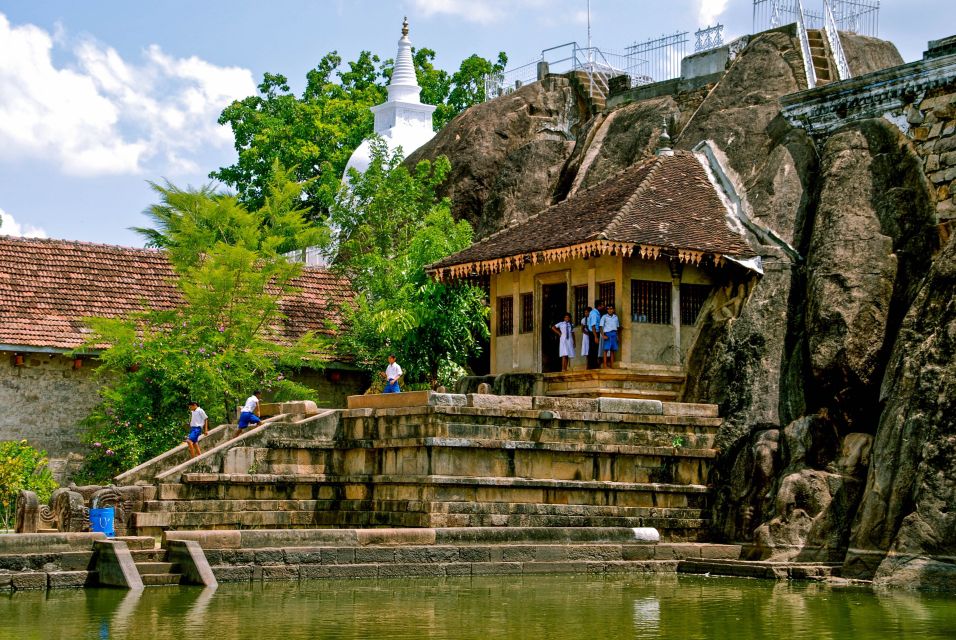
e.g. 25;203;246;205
442;52;508;129
328;141;488;386
211;52;387;219
78;164;327;481
212;49;507;218
0;441;57;530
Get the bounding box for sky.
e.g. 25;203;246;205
0;0;949;247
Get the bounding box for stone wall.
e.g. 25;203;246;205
0;351;104;474
908;80;956;227
0;349;366;480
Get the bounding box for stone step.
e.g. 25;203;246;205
141;572;182;586
143;498;706;520
677;559;841;580
545;388;679;401
112;536;156;550
153;476;711;512
129;549;166;562
133;508;710;536
135;561;179;575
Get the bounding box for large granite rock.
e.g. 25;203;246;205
407;76;584;237
840;33;904;77
806;120;938;431
848;237;956;589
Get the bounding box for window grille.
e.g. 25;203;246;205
680;284;710;325
520;293;534;333
630;280;671;325
598;281;616;310
573;285;589;324
497;297;514;335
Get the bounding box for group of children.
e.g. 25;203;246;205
550;299;619;372
183;391;263;458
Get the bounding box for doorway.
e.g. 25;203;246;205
541;282;568;373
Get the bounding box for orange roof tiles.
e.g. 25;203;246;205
429;151;754;272
0;236;353;353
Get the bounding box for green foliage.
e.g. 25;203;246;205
212;48;507;218
0;440;58;530
78;165;325;482
329;141;488;387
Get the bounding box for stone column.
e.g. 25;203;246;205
669;261;683;366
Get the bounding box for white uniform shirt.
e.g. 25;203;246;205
386;362;403;382
190;407;208;427
241;395;259;413
601;313;621;333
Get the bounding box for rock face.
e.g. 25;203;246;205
413;22;950;587
851;237;956;590
406;76;583;237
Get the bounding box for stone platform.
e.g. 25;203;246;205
124;393;721;541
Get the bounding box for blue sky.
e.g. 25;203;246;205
0;1;947;246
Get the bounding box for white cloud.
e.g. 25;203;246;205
0;13;256;177
0;208;47;238
697;0;728;27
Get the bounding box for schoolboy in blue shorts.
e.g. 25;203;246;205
236;390;262;438
185;401;208;458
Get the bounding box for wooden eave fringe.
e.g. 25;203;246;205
430;240;726;282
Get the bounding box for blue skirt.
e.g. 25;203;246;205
384;381;401;394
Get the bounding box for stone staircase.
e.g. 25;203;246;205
568;70;607;113
127;395;721;542
806;29;835;86
543;365;685;401
128;541;183;586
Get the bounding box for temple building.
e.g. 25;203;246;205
343;18;436;177
429;148;759;398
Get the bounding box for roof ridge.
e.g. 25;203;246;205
0;234;161;254
444;153;664;259
601;154;668;241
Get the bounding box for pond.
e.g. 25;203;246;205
2;574;955;640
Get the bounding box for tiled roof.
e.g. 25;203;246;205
429;151;754;275
0;236;353;354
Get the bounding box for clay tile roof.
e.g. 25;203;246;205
429;151;754;274
0;236;353;355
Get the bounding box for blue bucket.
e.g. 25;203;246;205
89;507;115;538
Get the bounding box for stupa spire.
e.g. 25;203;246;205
388;17;421;103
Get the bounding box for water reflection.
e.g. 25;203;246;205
2;574;955;640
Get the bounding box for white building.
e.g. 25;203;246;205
343;18;436;177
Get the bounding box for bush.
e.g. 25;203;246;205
0;440;58;530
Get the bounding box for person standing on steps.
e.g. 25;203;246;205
236;390;262;437
382;354;403;393
185;400;208;458
587;300;604;370
580;306;592;363
552;312;576;372
600;304;620;368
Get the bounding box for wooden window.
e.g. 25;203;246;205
520;293;534;333
630;280;671;325
497;296;514;335
573;285;589;324
597;281;616;309
680;284;710;325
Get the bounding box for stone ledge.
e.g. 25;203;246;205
597;398;663;415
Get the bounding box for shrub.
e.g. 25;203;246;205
0;440;58;530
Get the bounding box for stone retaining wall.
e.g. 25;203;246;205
908;80;956;226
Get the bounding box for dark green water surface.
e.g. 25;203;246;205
2;574;955;640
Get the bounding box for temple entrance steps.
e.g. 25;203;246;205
129;397;722;542
113;401;323;485
543;365;687;401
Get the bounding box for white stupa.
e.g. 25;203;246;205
343;18;437;178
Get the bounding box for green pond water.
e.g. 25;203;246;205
2;574;955;640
